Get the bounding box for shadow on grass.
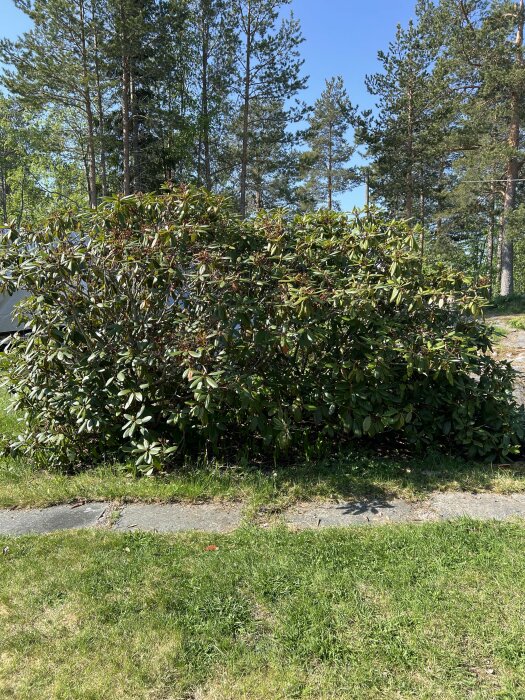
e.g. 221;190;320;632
1;445;524;510
243;450;525;513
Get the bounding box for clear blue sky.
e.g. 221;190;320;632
1;0;416;208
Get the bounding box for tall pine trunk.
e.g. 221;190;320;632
200;3;212;190
91;0;108;197
500;156;517;296
17;168;25;227
79;0;98;207
131;71;141;191
239;0;251;218
120;0;131;195
0;164;7;224
419;191;425;260
405;84;414;219
488;186;496;299
500;0;524;296
121;56;131;195
327;121;333;210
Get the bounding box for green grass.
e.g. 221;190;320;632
508;315;525;331
2;522;525;698
3;450;525;512
491;324;509;338
486;293;525;316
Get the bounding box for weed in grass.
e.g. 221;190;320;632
509;316;525;331
2;523;525;698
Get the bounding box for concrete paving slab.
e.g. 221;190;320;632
0;502;108;536
3;492;525;537
428;492;525;520
114;502;243;533
285;498;422;528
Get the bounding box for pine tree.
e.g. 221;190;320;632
190;0;238;190
231;0;306;217
301;76;356;211
225;98;301;211
358;18;448;225
1;0;104;206
425;0;525;296
106;0;153;194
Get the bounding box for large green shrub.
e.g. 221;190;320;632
0;186;522;468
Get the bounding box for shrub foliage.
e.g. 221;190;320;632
0;187;522;468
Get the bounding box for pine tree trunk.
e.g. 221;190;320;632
405;85;414;219
201;4;211;190
419;191;425;260
131;70;141;192
91;0;108;197
0;156;7;223
0;172;7;224
328;121;333;211
120;0;131;195
488;187;495;299
166;82;173;181
497;220;503;288
500;0;524;297
85;103;98;207
94;63;108;197
500;158;517;297
17;168;25;227
78;0;98;207
122;55;131;195
239;0;251;218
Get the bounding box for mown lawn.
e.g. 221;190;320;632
2;521;525;699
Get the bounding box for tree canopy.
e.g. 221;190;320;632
3;0;525;295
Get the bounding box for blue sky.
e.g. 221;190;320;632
296;0;416;207
1;0;416;208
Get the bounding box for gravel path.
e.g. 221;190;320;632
489;314;525;404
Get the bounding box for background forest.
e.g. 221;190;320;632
2;0;525;297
